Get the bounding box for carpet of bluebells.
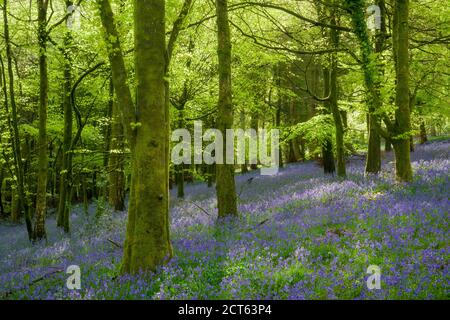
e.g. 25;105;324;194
0;140;449;300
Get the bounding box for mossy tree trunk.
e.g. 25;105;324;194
98;0;172;273
34;0;50;241
215;0;237;218
288;100;301;163
108;96;125;211
57;2;74;232
0;167;3;217
250;112;259;170
420;119;427;144
126;0;172;272
392;0;413;182
275;66;284;169
346;0;412;182
322;67;336;175
329;12;345;177
322;139;335;175
365;0;387;174
345;0;385;175
239;111;249;173
176;109;185;198
385;137;392;152
2;0;31;237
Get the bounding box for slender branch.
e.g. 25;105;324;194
240;1;352;32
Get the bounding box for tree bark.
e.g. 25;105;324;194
34;0;49;241
392;0;413;182
98;0;173;274
275;69;284;169
0;166;4;217
385;137;392;152
239;111;249;173
108;95;125;210
419;119;427;144
365;0;387;174
322;68;336;175
215;0;237;218
250;112;259;169
329;13;345;177
3;0;31;237
125;0;171;272
322;138;335;175
57;4;74;232
345;0;386;175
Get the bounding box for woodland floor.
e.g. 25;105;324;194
0;139;449;299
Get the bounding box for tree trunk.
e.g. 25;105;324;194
275;93;283;169
176;109;185;198
239;111;249;173
250;112;259;170
366;115;381;173
322;68;336;175
0;166;4;217
119;0;172;273
385;138;392;152
11;188;19;221
429;125;436;137
366;0;387;174
392;0;412;182
108;96;126;210
420;119;427;144
215;0;237;218
34;0;49;241
2;0;32;238
329;15;345;177
57;11;74;232
288;99;302;163
176;165;185;198
82;172;88;215
322;139;335;175
346;0;386;175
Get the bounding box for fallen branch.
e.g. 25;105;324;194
0;267;64;299
256;218;271;227
184;200;211;216
107;238;123;248
238;177;255;198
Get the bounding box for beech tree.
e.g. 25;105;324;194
215;0;237;218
